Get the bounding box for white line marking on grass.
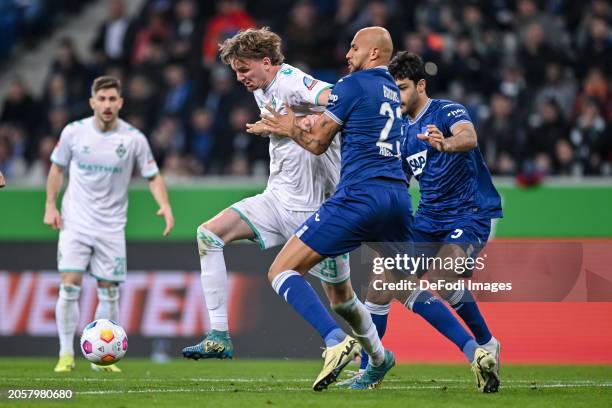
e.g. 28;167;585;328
73;383;612;395
6;377;612;385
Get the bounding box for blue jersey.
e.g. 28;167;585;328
402;99;503;220
325;67;406;191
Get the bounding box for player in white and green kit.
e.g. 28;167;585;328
44;76;174;373
181;28;388;392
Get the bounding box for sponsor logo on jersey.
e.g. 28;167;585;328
383;85;400;103
406;150;427;176
328;93;339;103
302;76;318;90
77;162;123;174
447;108;466;117
280;67;293;75
81;145;91;154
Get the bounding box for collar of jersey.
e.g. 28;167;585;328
263;64;285;93
408;98;432;125
91;117;120;136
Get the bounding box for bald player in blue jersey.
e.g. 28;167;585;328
352;51;502;393
252;26;415;390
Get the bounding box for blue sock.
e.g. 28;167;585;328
360;304;389;370
409;290;475;362
447;289;492;345
272;271;344;347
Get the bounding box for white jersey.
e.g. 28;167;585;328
253;63;341;211
51;117;159;235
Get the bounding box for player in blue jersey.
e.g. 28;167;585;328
351;51;502;393
253;26;411;390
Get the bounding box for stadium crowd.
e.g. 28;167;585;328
0;0;610;184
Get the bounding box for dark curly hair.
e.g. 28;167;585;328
388;51;425;83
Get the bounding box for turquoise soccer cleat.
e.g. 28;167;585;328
348;350;395;390
182;330;234;360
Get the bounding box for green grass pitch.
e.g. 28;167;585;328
0;358;611;407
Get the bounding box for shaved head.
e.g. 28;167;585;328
346;26;394;72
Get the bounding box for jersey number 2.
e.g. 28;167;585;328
378;102;402;151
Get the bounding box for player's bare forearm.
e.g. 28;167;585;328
445;123;478;152
148;174;174;236
289;114;339;155
45;164;64;207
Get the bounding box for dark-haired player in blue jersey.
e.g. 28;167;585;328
253;26;410;390
353;51;502;393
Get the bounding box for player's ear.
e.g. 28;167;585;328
262;57;271;71
118;97;124;110
417;79;427;94
89;96;95;110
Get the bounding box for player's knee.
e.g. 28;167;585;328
197;224;225;256
96;285;119;301
58;283;81;301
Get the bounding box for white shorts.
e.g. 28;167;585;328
231;190;350;284
57;229;126;283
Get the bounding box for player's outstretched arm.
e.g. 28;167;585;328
417;123;477;153
43;164;64;229
0;170;5;188
255;104;340;155
148;174;174;236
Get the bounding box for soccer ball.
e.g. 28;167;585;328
80;319;128;366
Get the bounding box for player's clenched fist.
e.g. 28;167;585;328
43;203;61;229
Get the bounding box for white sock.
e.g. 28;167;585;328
333;295;385;366
56;284;81;356
197;226;229;332
95;286;119;322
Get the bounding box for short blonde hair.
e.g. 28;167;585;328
219;27;284;65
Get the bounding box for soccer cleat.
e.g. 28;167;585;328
312;335;362;391
471;347;500;393
348;349;395;390
182;330;234;360
53;353;75;372
335;369;363;387
480;337;501;376
91;363;122;372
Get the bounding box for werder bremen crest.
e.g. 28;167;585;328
115;143;126;158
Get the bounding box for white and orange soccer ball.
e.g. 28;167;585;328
80;319;128;366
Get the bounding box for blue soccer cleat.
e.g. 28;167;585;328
348;349;395;390
182;330;234;360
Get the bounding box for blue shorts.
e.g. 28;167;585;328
412;214;492;277
297;179;413;258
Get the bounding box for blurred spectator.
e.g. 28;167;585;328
122;74;159;135
189;108;214;171
160;64;192;120
49;37;88;100
201;0;256;67
527;98;571;173
570;97;610;175
534;61;577;119
170;0;203;70
573;68;611;121
283;0;333;72
92;0;136;67
132;11;171;65
479;93;524;175
151;116;186;167
1;78;39;136
23;135;55;185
